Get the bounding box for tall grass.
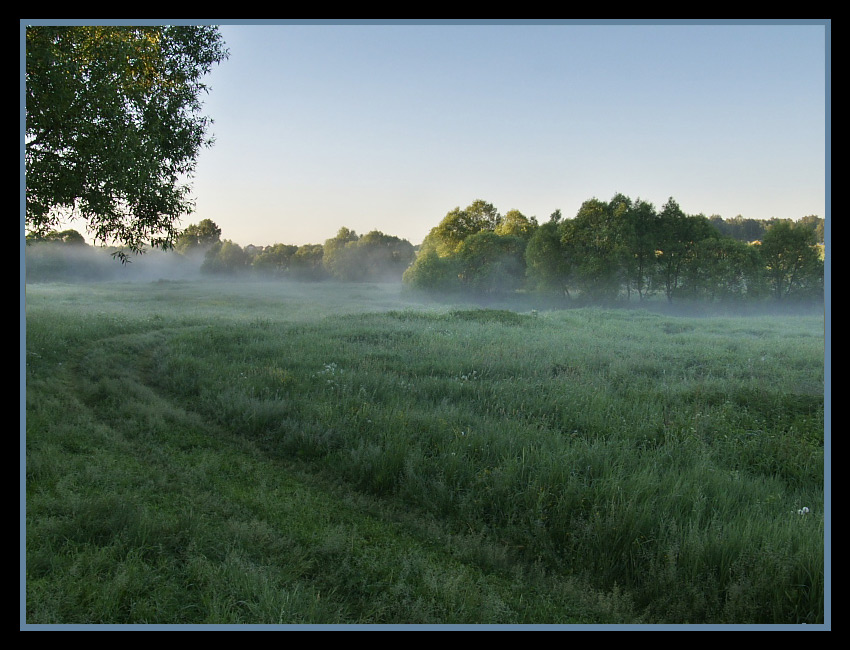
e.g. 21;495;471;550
25;280;825;624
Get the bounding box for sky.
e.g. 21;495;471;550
26;19;830;249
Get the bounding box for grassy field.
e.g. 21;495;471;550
23;280;826;626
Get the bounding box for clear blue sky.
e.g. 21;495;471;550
31;20;831;248
190;20;827;248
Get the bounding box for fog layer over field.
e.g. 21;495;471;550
24;242;825;326
24;243;208;283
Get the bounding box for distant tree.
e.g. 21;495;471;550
253;243;299;278
243;244;264;265
201;239;249;275
653;198;686;303
27;228;88;246
709;215;767;242
525;219;573;298
654;199;716;303
455;231;526;294
759;221;824;300
402;248;461;293
427;200;501;256
289;244;327;281
324;226;359;252
620;198;659;301
174;218;222;255
797;215;825;244
322;229;416;282
743;218;766;242
322;227;360;279
564;196;627;302
495;209;538;240
735;216;767;242
464;199;502;230
707;215;728;237
684;236;762;301
25;25;228;260
355;231;416;282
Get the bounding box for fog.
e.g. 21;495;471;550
23;241;826;322
24;242;207;283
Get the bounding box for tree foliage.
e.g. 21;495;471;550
26;228;87;245
252;243;299;278
402;248;460;292
455;231;527;294
322;228;416;282
563;197;628;302
289;244;327;281
322;227;362;279
495;209;537;240
201;239;249;275
684;236;764;301
620;199;659;301
525;219;572;296
759;220;824;300
425;199;502;256
25;25;229;260
402;194;823;305
174;218;222;255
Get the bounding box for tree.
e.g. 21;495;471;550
174;218;222;255
402;248;461;293
564;196;627;302
455;231;526;294
759;221;824;301
25;25;229;261
321;227;360;279
495;209;537;240
684;237;762;301
620;198;659;301
26;228;88;246
653;199;716;303
201;239;248;275
654;198;690;303
321;228;415;282
289;244;327;281
426;200;501;256
797;215;825;244
525;219;573;297
352;231;416;282
253;243;299;278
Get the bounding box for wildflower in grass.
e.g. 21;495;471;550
313;362;342;378
313;362;345;391
798;507;810;515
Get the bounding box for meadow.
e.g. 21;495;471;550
24;279;826;626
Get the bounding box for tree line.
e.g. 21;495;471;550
27;195;824;304
25;219;416;285
179;220;416;283
402;195;824;304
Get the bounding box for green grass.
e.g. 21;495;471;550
24;280;826;625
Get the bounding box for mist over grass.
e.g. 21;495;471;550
25;241;208;283
25;240;826;323
24;279;826;625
